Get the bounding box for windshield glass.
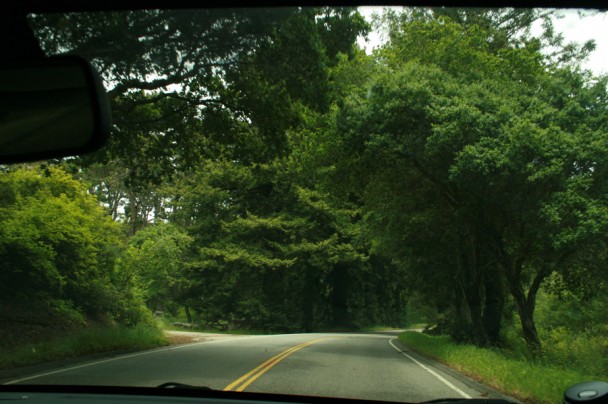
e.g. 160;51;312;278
1;6;607;403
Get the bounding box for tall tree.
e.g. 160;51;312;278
172;158;380;332
318;11;608;351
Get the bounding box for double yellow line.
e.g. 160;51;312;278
223;338;329;392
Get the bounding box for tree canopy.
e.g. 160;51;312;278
4;7;606;364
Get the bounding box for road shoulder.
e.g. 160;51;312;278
391;338;520;403
0;331;246;385
164;330;248;345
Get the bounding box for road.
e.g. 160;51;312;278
3;332;512;402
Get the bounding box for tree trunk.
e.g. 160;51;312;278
301;267;315;332
511;284;542;353
482;267;504;345
454;241;489;346
468;295;488;347
504;263;549;354
329;264;349;327
184;305;192;323
128;188;138;236
451;280;472;339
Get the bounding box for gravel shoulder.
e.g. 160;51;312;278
163;330;250;345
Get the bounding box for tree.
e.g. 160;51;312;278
170;155;405;332
30;8;368;238
30;8;367;175
118;223;194;318
318;11;608;352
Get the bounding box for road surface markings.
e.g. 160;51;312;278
224;338;329;392
389;338;471;399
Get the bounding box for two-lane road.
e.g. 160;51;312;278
3;332;512;402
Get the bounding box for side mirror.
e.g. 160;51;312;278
564;381;608;403
0;56;111;163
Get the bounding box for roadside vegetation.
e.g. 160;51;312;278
0;324;167;370
400;331;602;404
401;286;608;403
1;7;606;398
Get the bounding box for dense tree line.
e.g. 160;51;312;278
313;9;608;352
3;7;606;358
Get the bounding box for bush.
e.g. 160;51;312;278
541;325;608;377
532;288;607;377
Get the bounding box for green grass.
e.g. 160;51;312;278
399;332;600;403
0;324;168;370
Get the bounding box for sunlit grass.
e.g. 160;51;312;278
399;332;601;403
0;324;168;370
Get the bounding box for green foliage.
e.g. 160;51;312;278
317;8;608;352
118;223;193;312
0;166;116;298
170;157;404;332
532;284;608;376
0;166;151;327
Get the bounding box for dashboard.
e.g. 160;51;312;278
0;385;513;404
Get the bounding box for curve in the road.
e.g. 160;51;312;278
2;332;515;402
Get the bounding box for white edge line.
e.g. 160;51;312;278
389;338;471;399
3;335;258;385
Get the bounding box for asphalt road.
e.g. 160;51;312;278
3;332;513;402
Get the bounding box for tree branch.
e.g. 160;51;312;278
107;61;237;97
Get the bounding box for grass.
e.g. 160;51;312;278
0;324;168;370
399;332;600;403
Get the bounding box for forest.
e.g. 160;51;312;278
1;6;607;375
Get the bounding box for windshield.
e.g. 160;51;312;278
1;6;607;403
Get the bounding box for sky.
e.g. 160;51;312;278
357;7;608;75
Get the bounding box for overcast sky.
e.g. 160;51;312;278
358;7;607;75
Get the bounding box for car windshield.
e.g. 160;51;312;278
1;5;607;404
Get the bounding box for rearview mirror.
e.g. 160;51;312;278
0;56;111;163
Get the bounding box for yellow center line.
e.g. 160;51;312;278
223;338;329;392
